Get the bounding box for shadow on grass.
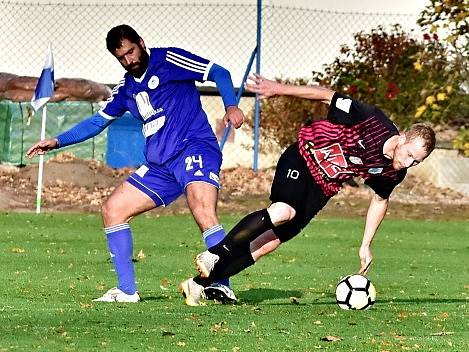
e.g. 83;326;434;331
377;297;467;304
141;295;172;302
238;289;466;306
238;288;303;303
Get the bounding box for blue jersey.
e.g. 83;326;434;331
99;47;217;165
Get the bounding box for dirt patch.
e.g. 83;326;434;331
1;153;468;220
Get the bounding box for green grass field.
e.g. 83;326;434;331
0;213;467;351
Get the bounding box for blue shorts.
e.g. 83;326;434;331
127;140;222;207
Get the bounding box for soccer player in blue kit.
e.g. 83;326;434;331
27;24;245;304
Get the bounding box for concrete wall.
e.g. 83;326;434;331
408;149;469;196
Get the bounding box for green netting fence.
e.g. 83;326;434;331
0;101;106;165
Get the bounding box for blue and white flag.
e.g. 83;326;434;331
31;44;54;111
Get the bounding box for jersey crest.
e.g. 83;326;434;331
148;75;160;89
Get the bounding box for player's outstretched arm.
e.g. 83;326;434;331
245;73;335;104
358;193;389;275
26;138;59;158
26;113;112;159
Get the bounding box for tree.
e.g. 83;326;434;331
417;0;468;55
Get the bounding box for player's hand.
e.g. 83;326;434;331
358;245;373;276
223;106;245;129
26;138;59;158
245;73;279;99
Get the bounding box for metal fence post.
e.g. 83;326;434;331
253;0;262;171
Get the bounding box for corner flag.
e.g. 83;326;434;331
31;44;55;214
31;44;55;111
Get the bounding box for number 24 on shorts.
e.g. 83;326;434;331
185;155;203;171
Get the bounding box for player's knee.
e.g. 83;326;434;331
101;199;123;226
267;202;296;226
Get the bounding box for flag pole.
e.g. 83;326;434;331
36;105;47;214
32;43;54;214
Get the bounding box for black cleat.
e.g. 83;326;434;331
204;283;237;304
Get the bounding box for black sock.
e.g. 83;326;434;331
194;252;255;287
212;252;255;280
209;209;273;257
195;209;272;288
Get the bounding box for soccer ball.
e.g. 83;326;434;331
335;274;376;310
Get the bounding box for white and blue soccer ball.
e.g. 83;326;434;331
335;274;376;310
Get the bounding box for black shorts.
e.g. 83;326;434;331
270;143;330;242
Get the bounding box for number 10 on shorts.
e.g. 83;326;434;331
185;155;203;171
287;169;299;179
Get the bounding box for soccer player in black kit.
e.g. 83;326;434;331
179;74;436;306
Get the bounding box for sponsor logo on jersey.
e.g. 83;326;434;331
312;142;353;178
148;75;160;89
194;170;204;177
349;156;363;165
368;167;383;174
142;116;166;137
358;139;366;149
135;91;161;120
209;172;220;184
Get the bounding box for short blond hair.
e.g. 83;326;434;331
405;123;436;154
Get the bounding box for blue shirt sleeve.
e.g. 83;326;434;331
165;47;212;82
207;63;237;108
99;77;128;119
56;112;113;147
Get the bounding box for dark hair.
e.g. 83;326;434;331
106;24;141;53
405;123;436;154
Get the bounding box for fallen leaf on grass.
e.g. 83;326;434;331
211;322;228;333
290;296;300;304
137;249;146;260
430;331;454;336
433;312;449;321
160;278;171;290
11;247;25;253
321;335;342;342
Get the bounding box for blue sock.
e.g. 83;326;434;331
203;224;230;287
104;223;137;295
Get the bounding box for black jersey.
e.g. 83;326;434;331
298;92;406;198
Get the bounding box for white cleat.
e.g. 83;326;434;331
195;250;220;278
178;278;205;306
93;287;140;303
